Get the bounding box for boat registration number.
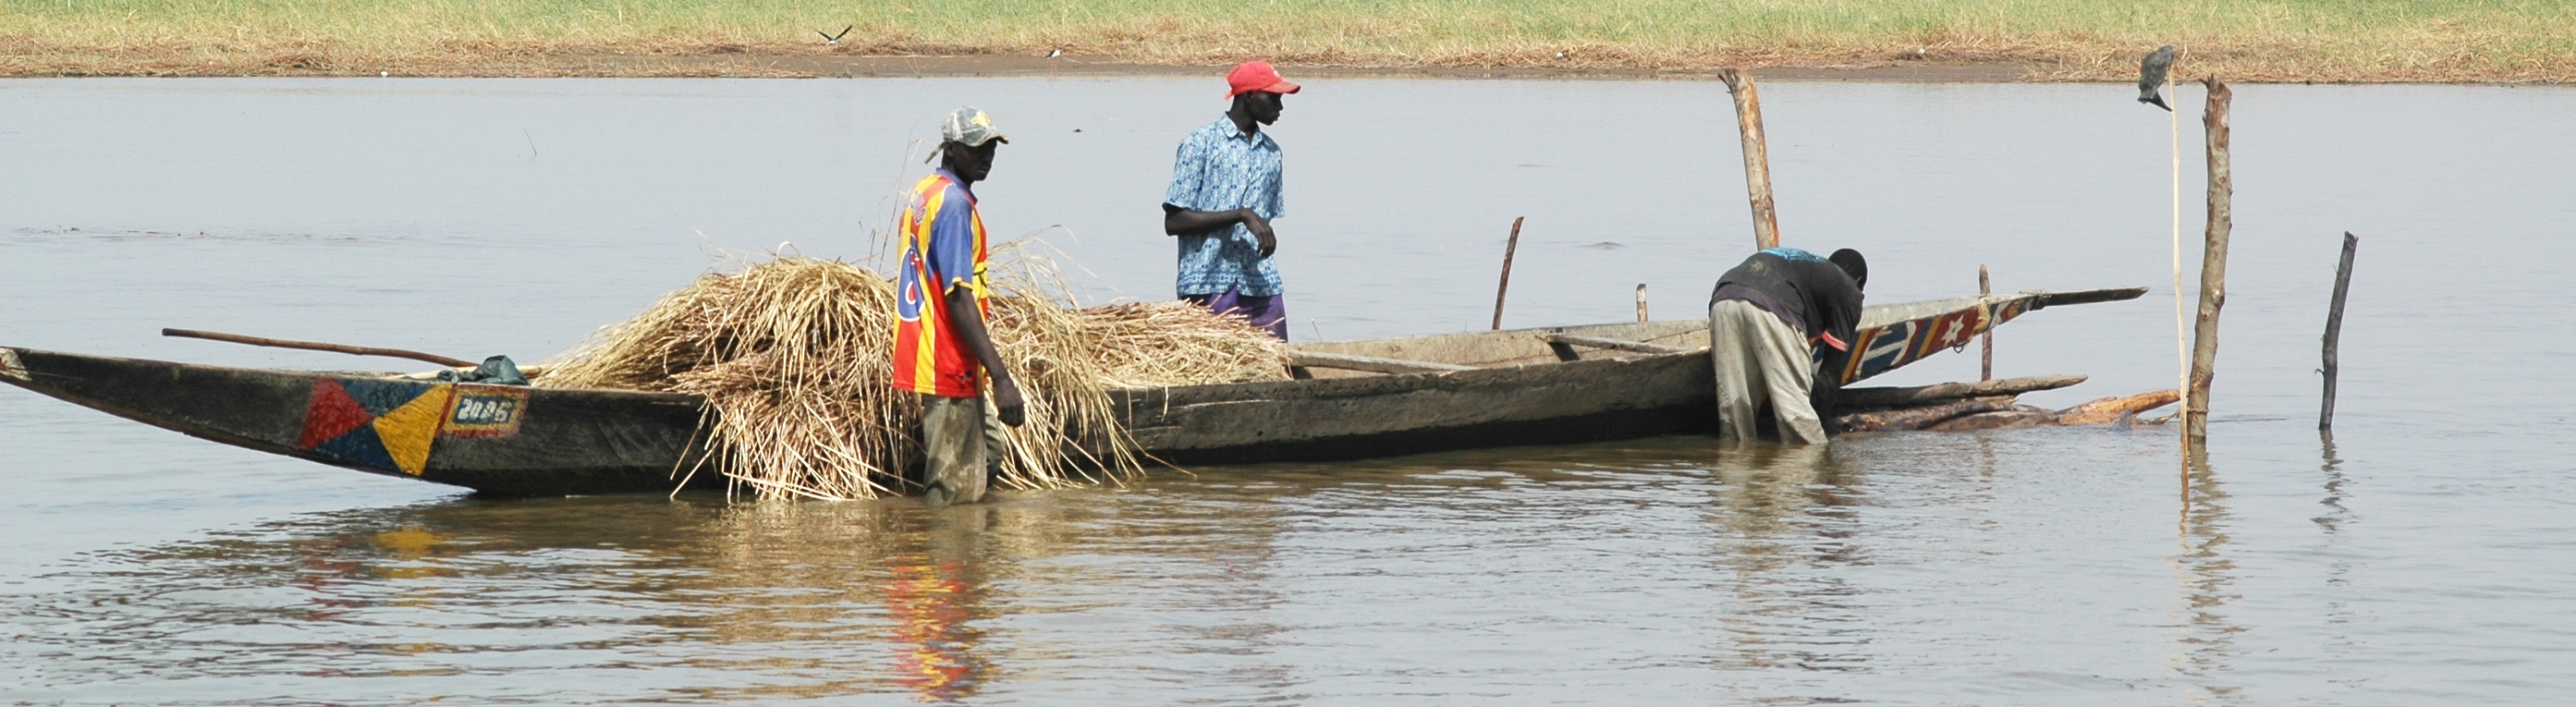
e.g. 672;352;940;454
441;385;530;438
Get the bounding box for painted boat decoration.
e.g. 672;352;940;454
0;287;2140;494
1830;287;2146;385
0;348;708;496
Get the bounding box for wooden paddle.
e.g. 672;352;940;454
161;328;474;368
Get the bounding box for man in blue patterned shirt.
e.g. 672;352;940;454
1161;61;1300;340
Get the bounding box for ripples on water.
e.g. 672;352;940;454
0;432;2337;704
6;78;2575;704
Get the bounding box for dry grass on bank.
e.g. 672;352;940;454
5;0;2575;82
535;254;1288;501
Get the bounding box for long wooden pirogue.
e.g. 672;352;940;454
0;288;2141;496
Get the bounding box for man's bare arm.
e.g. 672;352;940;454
944;285;1025;427
1812;345;1847;435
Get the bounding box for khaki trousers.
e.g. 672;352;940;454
921;393;1005;506
1709;299;1829;445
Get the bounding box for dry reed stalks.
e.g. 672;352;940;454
536;252;1287;501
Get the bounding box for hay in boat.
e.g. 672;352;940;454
536;253;1287;500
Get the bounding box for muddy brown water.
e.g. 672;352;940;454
4;77;2573;704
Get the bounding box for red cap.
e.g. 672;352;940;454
1225;61;1302;99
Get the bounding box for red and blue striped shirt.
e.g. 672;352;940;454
892;170;991;398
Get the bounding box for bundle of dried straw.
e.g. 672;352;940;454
536;255;1288;501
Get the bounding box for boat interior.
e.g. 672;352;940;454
1280;293;2029;379
1287;319;1710;379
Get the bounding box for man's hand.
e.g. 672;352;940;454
1239;209;1277;259
991;374;1027;427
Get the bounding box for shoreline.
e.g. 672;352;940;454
8;52;2564;84
12;0;2572;85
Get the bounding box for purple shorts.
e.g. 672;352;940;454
1183;286;1288;341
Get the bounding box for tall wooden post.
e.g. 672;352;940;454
1978;265;1993;381
1717;68;1780;249
2320;232;2359;430
2186;80;2233;446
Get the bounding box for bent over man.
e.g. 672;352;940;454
1162;60;1300;340
895;107;1026;506
1708;248;1867;445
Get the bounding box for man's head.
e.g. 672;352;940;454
1226;61;1300;126
933;107;1008;183
1829;249;1868;291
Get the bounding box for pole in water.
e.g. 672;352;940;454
2135;43;2191;495
2321;232;2360;430
1717;68;1780;250
1979;265;1993;381
2188;78;2234;447
1491;216;1524;330
2171;80;2188;467
1636;284;1649;322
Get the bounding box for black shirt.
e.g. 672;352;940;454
1710;249;1866;430
1710;249;1864;353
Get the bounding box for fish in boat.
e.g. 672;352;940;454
0;287;2141;495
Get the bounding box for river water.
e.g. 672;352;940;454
3;77;2571;704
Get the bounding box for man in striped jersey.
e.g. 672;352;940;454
894;107;1026;506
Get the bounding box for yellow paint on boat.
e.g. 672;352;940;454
373;386;452;476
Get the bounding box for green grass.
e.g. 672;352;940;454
5;0;2572;80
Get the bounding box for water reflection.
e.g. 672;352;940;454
2173;456;2244;702
1703;444;1869;673
0;495;1142;701
7;422;2493;702
2314;430;2361;680
2315;430;2351;533
674;501;1007;701
883;518;991;701
672;497;1153;701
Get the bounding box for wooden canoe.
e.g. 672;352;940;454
0;287;2139;495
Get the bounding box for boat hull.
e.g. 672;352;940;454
1114;319;1716;465
1115;346;1712;466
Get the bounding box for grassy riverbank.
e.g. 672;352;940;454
6;0;2573;82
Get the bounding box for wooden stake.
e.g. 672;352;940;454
1491;216;1524;330
1978;265;1993;381
1636;284;1649;322
162;328;474;367
1838;374;2087;410
1834;398;2018;433
2321;232;2359;430
2053;389;2183;425
1716;68;1780;249
2186;79;2233;446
